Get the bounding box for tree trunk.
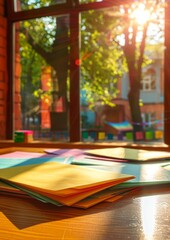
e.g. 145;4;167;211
128;90;143;130
50;16;69;131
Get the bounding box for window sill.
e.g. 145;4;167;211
0;140;169;151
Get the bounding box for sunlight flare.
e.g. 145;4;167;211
130;3;151;25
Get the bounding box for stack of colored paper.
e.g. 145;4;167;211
2;147;169;209
0;158;134;209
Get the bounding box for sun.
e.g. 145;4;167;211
130;3;151;25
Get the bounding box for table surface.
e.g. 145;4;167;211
0;147;170;240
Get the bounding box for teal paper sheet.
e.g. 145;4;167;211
72;160;170;187
0;156;72;169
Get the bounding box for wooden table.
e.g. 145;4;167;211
0;147;170;239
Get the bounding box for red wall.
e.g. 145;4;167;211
0;0;7;139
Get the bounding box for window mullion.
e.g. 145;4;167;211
69;11;80;141
164;0;170;144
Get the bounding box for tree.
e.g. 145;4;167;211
19;1;69;129
19;25;47;129
120;0;164;132
81;0;164;132
22;15;69;108
19;0;164;135
80;10;126;107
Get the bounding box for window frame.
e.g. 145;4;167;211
6;0;170;145
141;68;156;91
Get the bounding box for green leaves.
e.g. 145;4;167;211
80;8;126;107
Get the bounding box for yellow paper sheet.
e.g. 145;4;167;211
85;147;170;161
0;161;134;198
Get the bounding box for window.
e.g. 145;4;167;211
14;14;70;140
141;68;156;91
142;112;157;128
6;0;170;145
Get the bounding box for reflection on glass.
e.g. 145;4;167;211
15;0;67;12
140;196;157;240
14;15;70;141
80;2;164;143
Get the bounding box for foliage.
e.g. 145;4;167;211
19;0;164;130
20;29;47;117
81;9;127;108
80;0;164;130
81;0;164;110
19;8;69;114
20;0;58;10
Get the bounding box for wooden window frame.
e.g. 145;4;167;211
5;0;170;146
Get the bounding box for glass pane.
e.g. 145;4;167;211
15;0;67;11
80;1;164;143
14;15;70;142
